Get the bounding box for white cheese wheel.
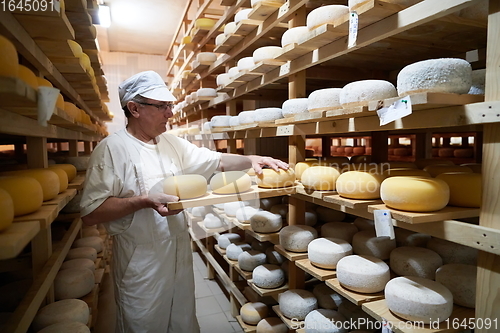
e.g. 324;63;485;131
240;302;268;325
73;236;103;253
210;171;252;194
202;121;212;133
218;233;241;249
336;171;385;200
65;156;90;172
279;289;318;320
394;228;431;247
238;250;267;272
301;166;340;191
253;264;285;289
192;206;209;218
224;22;237;36
308;88;342;111
196;52;217;63
256;317;288;333
216;73;231;86
203;213;224;229
423;164;473;177
38;322;90;333
320;222;358;243
215;33;226;46
254;107;283;122
468;68;485;95
352;230;396;260
426;237;478;265
308;237;352;269
385;276;453;323
265;247;285;265
279;225;318;252
282;98;308;117
306;5;350;30
33;299;89;332
313;283;343;310
436;173;481;207
237;57;255;71
185;95;193;104
211;115;233;127
316;206;346;223
250;210;282;233
253;46;282;63
339;80;397;107
236;206;260;223
435;263;476;308
353;217;375;231
304;309;348;333
237;110;257;124
229;116;240;127
397;58;472;96
336;255;390;293
281;26;310;47
256;168;295;188
54;268;94;300
235;8;252;23
60;258;95;273
163;174;207;199
390;246;442;279
224;201;246;217
65;247;97;262
226;242;252;260
381;176;450;212
228;66;240;79
197;88;217;97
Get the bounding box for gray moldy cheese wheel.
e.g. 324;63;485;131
320;222;358;243
394;228;431;247
390;246;442;280
385;276;453;324
32;299;89;332
279;225;318;252
65;247;97;262
54;268;94;300
217;233;241;249
240;302;268;325
265;247;284;265
287;210;317;227
238;250;267;272
256;317;288;333
60;258;95;273
81;228;100;238
352;230;396;260
250;210;282;233
38;322;90;333
313;283;343;310
260;197;282;210
426;237;478;265
435;263;477;308
336;255;390;293
279;289;318;320
226;242;252;261
353;217;375;231
72;236;103;253
252;264;285;289
307;237;352;270
270;204;288;221
236;206;260;224
304;309;348;333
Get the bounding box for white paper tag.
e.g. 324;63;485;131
374;210;395;240
37;86;60;127
382;319;394;333
348;11;358;48
377;96;412;126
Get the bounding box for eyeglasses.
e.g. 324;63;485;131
137;101;174;112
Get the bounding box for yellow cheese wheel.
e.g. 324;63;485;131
436;173;481;208
423;165;473;177
382;168;431;178
256;168;295;188
0;188;14;232
301;166;340;191
0;35;18;78
67;40;83;57
0;176;43;216
195;18;216;29
294;161;318;181
336;170;385;199
181;35;192;44
46;167;69;193
79;53;91;71
461;163;481;173
381;176;450;212
0;169;60;201
163;174;207;199
48;164;77;182
36;77;53;87
18;65;38;90
209;171;252;194
415;159;454;169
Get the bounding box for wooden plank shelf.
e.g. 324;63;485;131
295;259;337;281
94;268;105;284
299;24;346;50
234;19;261;35
0;221;40;260
191;62;211;74
68;174;86;190
51;57;87;74
247;1;282;21
323;194;383;210
197;221;229;235
245;229;280;244
214;244;226;256
248;279;288;297
276;43;311;62
362;299;476;333
167;184;296;210
42;188;77;214
274;245;308;261
325;278;385;306
272;305;303;331
213;34;244;53
233;70;262;83
368;204;480;224
236;316;257;333
14;11;75;40
0;76;37;110
13;205;59;228
233;260;253;280
295;184;338;200
251;60;286;74
275;110;328;125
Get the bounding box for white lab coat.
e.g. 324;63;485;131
80;129;221;333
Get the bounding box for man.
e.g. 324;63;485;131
80;70;288;333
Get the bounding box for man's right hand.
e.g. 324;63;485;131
147;193;183;216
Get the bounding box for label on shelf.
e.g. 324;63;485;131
278;1;290;18
348;11;358;48
377;96;412;126
37;86;59;127
373;209;395;240
382;319;394;333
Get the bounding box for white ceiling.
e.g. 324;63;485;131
97;0;187;55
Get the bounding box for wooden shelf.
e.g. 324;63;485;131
14;10;75;40
236;316;257;333
368;204;480;224
68;174;86;190
214;244;226;256
233;259;253;280
94;268;105;284
0;221;40;260
274;245;308;261
248;279;288;297
248;1;282;21
13;205;60;228
196;221;228;235
272;305;303;331
245;229;280;244
295;183;338;200
0;76;37;110
42;189;77;214
325;278;385;306
295;259;337;281
323;194;383;210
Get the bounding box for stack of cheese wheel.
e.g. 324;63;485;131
210;171;252;194
250;210;282;233
352;230;396;260
306;5;350;30
301;166;340;191
253;264;285;289
32;299;89;332
397;58;472;96
281;26;310;47
336;170;385;200
45;166;69;193
0;188;14;231
235;8;252;23
281;98;308;117
163;174;207;199
279;225;317;252
381;176;450;212
308;237;352;269
279;289;318;320
436;263;476;308
257;168;295;188
339;80;397;107
390;246;443;279
0;35;19;78
240;302;268;325
436;172;481;207
253;46;282;63
238;250;266;272
336;254;390;293
0;176;43;216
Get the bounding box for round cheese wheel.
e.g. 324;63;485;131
238;250;266;272
0;189;14;232
192;206;209;218
435;263;476;308
82;228;100;238
253;264;285;289
163;174;207;199
270;203;288;221
237;57;255;71
224;21;237;36
259;197;282;210
294;160;319;181
1;169;60;201
304;309;347;333
353;217;375;231
48;164;77;182
426;237;477;265
397;58;472;96
235;8;252;23
216;73;231;86
203;213;224;229
73;236;103;253
308;88;342;111
250;210;282;233
461;163;481;173
394;228;431;247
240;302;268;325
390;246;442;279
18;65;38;90
265;247;284;265
65;247;97;262
336;171;384;200
381;176;450;212
385;276;453;323
339;80;397;107
33;299;89;332
436;172;481;207
224;201;246;216
352;230;396;260
316;206;346;223
228;66;240;79
282;98;308;117
0;176;43;216
320;222;358;243
229;116;240;127
38;322;90;333
65;156;90;172
197;88;217;97
196;52;217;63
286;210;317;227
215;33;225;46
0;35;19;78
60;258;95;273
382;168;430;178
256;168;295;188
281;26;310;47
210;171;252;194
313;284;343;310
37;77;53;88
195;18;216;29
256;317;288;333
308;237;352;269
254;107;283;122
56;93;65;110
54;268;94;300
238;110;257;124
226;242;252;260
468;68;486;94
279;289;318;320
306;5;350;30
336;254;390;293
301;166;340;191
279;225;318;252
236;206;260;223
211;115;233;127
253;46;282;63
218;233;242;249
46;167;69;193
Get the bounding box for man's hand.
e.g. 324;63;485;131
248;155;289;174
147;193;183;216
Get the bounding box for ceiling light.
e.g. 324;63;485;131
98;5;111;28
